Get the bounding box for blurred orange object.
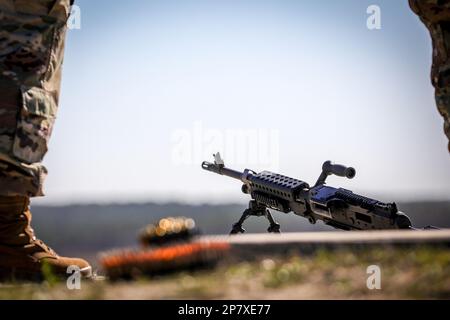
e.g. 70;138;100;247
100;241;230;280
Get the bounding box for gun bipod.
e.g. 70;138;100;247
230;200;281;235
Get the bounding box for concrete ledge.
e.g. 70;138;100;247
202;229;450;257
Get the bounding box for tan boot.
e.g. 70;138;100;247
0;196;92;281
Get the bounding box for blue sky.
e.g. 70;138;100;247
34;0;450;205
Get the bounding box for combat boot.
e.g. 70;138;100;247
0;196;92;281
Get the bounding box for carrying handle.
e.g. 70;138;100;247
314;161;356;187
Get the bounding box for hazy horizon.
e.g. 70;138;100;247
32;191;450;207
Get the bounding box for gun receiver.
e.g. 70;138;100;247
201;153;413;234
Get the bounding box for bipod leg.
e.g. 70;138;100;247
265;210;281;233
230;209;251;235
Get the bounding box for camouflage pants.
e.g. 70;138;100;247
410;0;450;152
0;0;71;197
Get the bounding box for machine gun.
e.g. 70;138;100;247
201;153;413;234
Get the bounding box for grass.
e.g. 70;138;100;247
0;246;449;300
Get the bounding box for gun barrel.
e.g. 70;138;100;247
201;161;244;181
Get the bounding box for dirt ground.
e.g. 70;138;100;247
1;246;449;300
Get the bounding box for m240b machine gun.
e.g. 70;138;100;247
202;153;413;234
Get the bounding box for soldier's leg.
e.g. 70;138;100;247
0;0;71;196
409;0;450;152
0;0;91;280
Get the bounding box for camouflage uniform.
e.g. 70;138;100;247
0;0;72;197
409;0;450;152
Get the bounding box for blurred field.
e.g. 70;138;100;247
1;246;449;300
30;201;450;266
1;201;448;300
